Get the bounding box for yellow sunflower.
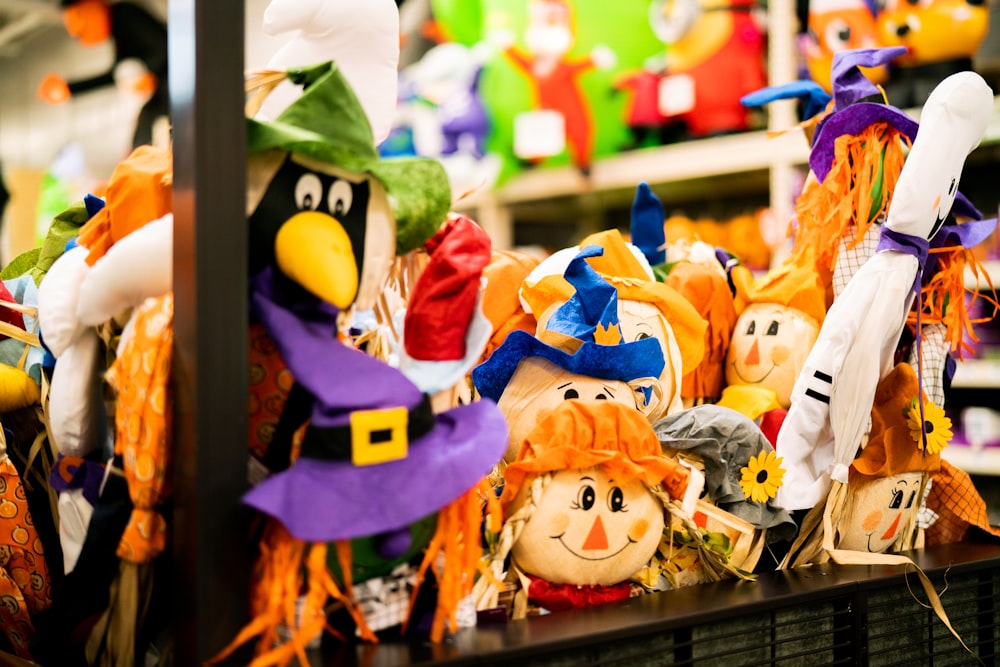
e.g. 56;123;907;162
905;397;952;455
739;450;785;503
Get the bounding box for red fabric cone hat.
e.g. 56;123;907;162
404;215;491;362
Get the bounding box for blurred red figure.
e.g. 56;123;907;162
649;0;767;138
502;0;615;175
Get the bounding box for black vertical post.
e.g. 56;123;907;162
169;1;249;664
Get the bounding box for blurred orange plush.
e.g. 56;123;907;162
664;210;772;270
801;0;887;93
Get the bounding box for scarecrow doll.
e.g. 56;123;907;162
521;235;708;420
783;362;942;566
776;69;992;515
474;400;700;618
716;258;827;444
473;249;668;463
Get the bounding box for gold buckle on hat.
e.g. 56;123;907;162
350;406;409;466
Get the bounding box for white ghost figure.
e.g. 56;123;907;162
255;0;400;144
775;71;994;512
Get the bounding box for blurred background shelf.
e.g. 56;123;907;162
952;358;1000;388
942;445;1000;476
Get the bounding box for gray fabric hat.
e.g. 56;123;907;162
654;405;797;543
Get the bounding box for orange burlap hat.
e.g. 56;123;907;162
664;261;738;400
851;363;941;479
480;249;541;362
500;400;691;509
77;145;172;266
731;257;827;325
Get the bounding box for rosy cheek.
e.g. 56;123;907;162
861;510;882;533
628;518;650;542
548;511;570;536
771;344;790;365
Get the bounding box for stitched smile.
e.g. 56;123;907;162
731;362;776;385
551;534;635;561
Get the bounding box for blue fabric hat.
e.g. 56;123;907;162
471;330;664;403
545;246;622;344
741;79;832;121
631;183;666;267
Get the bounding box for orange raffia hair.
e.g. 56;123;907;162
909;244;1000;359
405;478;503;643
209;479;501;666
791;121;910;276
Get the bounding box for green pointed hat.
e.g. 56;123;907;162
246;61;451;253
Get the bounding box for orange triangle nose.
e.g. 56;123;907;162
880;512;902;541
582;515;609;550
744;339;760;366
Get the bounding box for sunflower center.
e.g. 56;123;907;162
924;420;934;434
756;470;768;484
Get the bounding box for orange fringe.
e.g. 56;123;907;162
792;122;910;277
908;246;1000;359
404;478;498;643
205;521;374;667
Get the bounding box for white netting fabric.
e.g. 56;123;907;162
908;322;949;408
832;218;882;299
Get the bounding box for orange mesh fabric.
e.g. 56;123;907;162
0;456;52;657
106;294;173;563
925;459;1000;546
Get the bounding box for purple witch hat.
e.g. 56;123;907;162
243;268;508;543
809;47;980;220
809;47;917;181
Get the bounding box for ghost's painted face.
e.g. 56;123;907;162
498;357;637;462
725;303;819;407
838;472;924;553
511;466;665;586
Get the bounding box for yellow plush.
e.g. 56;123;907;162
0;364;40;412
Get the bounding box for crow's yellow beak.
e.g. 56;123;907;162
274;211;358;309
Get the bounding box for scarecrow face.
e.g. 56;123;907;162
838;472;924;553
619;298;678;408
537;298;678;412
497;357;638;462
725;303;819;407
511;466;665;586
247;152;395;311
